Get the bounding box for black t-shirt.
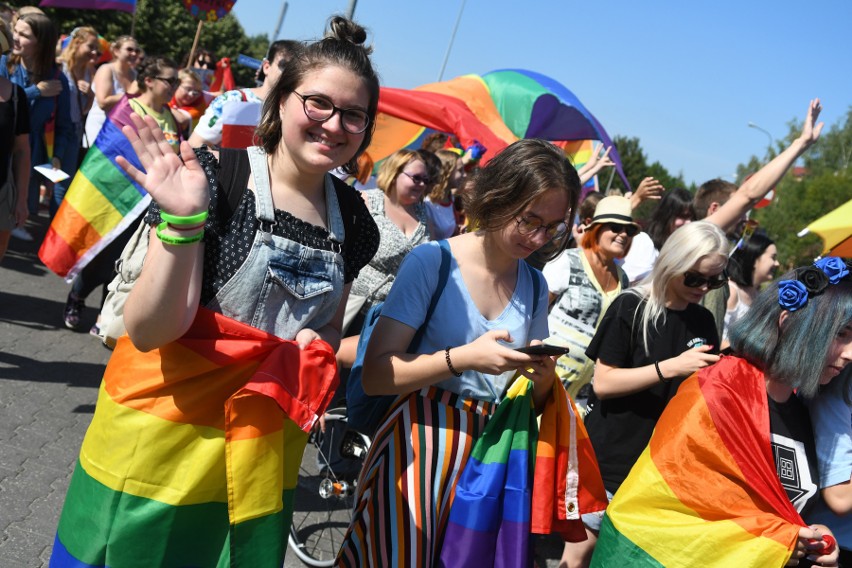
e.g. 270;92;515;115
769;393;819;519
0;84;30;188
583;292;720;494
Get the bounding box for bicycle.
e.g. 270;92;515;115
288;407;371;567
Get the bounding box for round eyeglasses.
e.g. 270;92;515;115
293;92;370;134
515;216;568;240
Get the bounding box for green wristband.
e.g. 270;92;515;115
160;210;208;227
156;222;204;246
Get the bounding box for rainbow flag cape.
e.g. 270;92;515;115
39;0;137;13
591;356;804;567
39;96;147;281
50;308;340;567
440;378;607;568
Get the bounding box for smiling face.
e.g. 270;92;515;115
597;222;635;259
115;39;140;66
174;79;201;106
667;253;728;310
145;66;178;108
752;244;780;287
278;65;370;177
12;20;37;59
392;159;431;206
75;33;100;65
498;188;569;259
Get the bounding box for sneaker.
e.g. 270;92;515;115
89;323;101;337
10;226;34;241
63;293;85;330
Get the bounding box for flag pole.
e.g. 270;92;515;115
130;0;140;36
187;20;204;68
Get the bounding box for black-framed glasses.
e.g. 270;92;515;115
155;76;179;89
516;216;568;240
603;222;639;238
401;172;432;186
293;92;370;134
683;270;728;290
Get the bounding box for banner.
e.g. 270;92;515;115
39;0;136;13
182;0;236;22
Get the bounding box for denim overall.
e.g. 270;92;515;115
207;146;346;339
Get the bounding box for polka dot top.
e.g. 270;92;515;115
146;148;380;305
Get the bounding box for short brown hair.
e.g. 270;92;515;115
694;178;736;219
463;139;581;261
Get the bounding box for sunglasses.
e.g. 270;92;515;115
155;76;179;89
683;270;728;290
402;172;432;186
603;222;639;238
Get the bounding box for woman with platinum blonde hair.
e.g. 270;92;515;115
565;221;730;567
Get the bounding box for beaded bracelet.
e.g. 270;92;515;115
160;210;208;227
156;222;204;246
445;347;462;377
654;361;671;384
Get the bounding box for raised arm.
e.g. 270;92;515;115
628;176;665;210
706;99;823;232
116;114;211;351
578;144;614;185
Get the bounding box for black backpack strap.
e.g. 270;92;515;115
216;147;251;221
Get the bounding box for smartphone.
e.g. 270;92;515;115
516;344;570;357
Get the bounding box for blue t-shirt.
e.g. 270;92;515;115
380;241;549;403
806;372;852;550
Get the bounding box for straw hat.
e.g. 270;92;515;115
590;196;639;229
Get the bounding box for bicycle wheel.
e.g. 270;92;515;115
288;409;370;567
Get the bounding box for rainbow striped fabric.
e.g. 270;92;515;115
39;0;137;13
50;308;340;567
591;356;804;567
440;378;607;567
39;96;147;281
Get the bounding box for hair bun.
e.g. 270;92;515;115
326;15;371;52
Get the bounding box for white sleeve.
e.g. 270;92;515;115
621;232;657;284
542;250;573;295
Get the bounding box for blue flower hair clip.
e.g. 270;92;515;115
778;256;851;311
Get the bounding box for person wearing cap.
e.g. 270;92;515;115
542;195;636;405
188;39;301;149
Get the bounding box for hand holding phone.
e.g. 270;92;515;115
515;344;570;357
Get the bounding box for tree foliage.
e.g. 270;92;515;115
21;0;269;86
744;107;852;268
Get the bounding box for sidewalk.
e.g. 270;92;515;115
0;214;110;567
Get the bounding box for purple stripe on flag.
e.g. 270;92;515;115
39;0;136;13
440;519;531;568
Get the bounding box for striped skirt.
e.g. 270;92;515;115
336;386;496;568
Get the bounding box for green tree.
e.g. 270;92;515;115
25;0;268;86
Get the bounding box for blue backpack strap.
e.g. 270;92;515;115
411;239;452;349
528;262;543;316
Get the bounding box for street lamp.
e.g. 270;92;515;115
747;122;775;152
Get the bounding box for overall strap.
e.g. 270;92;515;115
246;146;275;229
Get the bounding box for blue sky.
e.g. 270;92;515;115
231;0;852;186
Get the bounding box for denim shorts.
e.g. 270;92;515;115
581;489;614;533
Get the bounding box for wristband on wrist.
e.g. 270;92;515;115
160;210;208;227
167;221;206;232
655;361;671;384
156;222;204;245
445;347;463;377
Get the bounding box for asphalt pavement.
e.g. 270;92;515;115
0;213;564;567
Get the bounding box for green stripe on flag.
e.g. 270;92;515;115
591;514;664;567
82;145;143;217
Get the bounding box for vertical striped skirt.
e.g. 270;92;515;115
336;386;495;568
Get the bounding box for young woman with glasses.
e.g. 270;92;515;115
336;148;437;368
337;138;581;566
566;220;728;567
51;17;381;565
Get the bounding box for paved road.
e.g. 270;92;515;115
0;214;565;567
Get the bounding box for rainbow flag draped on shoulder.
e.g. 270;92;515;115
440;378;607;568
50;308;339;567
591;356;804;568
39;96;147;281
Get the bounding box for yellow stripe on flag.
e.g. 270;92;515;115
63;172;124;237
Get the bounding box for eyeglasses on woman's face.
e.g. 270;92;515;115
401;171;431;186
293;92;370;134
683;270;728;290
515;215;568;240
603;222;639;238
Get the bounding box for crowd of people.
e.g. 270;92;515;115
0;4;851;568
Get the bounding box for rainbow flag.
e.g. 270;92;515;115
440;378;607;567
39;96;146;281
50;308;340;567
531;377;608;542
39;0;137;13
591;356;804;567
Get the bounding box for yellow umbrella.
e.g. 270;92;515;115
797;198;852;257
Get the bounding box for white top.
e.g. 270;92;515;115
620;231;658;284
424;198;456;240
